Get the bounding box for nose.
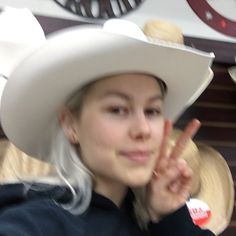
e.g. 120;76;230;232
129;111;151;141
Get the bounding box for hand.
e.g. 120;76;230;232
146;119;201;221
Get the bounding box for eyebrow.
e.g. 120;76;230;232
99;90;163;102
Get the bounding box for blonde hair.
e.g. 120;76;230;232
48;123;93;214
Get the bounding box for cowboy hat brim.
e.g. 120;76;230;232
0;21;214;159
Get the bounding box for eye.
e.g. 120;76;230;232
107;106;129;116
144;108;162;117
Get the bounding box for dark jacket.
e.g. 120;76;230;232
0;183;215;236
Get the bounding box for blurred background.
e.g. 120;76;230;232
0;1;235;235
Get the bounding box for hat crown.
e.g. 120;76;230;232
103;19;147;41
0;7;45;43
0;7;45;78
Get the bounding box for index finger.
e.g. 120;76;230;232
169;119;201;160
155;119;173;170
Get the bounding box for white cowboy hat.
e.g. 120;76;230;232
170;129;234;235
0;19;214;160
0;6;45;103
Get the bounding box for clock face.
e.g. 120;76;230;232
54;0;145;20
187;0;236;38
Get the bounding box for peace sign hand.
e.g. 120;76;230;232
146;119;201;222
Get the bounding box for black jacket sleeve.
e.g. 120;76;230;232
0;200;85;236
148;205;215;236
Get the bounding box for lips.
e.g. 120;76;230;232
120;150;151;163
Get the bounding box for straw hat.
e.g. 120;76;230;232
228;66;236;83
0;19;214;160
0;139;54;183
0;6;45;104
170;129;234;235
143;19;184;44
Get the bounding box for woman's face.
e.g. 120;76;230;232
68;74;164;188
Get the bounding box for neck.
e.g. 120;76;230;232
93;176;128;206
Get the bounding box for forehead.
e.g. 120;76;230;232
67;73;164;110
89;73;163;94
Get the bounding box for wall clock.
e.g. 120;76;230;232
54;0;145;20
187;0;236;38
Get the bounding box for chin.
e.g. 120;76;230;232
127;172;153;187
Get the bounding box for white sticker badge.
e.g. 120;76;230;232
186;198;211;226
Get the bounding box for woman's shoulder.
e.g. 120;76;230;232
0;181;71;207
0;182;87;236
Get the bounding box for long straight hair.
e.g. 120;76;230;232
49;122;93;214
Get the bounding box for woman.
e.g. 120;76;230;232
0;19;215;235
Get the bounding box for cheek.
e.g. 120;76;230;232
77;117;124;174
90;118;124;146
78;116;124;158
152;119;164;144
150;119;165;161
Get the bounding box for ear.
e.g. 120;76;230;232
58;107;80;144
